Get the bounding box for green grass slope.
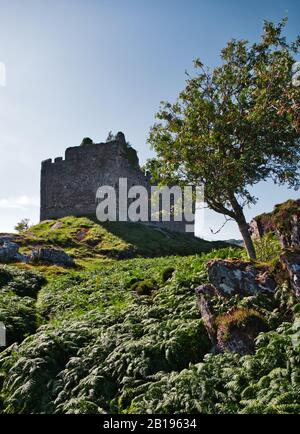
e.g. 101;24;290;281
19;217;229;269
0;219;299;414
1;242;300;414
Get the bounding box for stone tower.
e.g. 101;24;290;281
40;132;188;233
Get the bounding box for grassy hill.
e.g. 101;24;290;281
17;216;229;273
0;217;300;414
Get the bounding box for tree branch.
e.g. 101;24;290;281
210;215;234;234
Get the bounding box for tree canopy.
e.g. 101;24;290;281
147;18;300;258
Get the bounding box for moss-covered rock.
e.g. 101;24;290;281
216;307;268;354
130;279;157;295
250;199;300;250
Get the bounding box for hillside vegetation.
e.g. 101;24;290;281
0;218;299;414
18;217;229;271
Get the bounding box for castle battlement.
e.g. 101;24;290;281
42;138;127;166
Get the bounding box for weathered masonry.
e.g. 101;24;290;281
40;132;188;233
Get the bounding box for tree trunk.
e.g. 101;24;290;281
229;194;257;260
237;220;257;260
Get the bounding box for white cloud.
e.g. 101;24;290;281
0;195;39;209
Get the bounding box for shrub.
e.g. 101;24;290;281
0;265;46;299
130;279;157;296
0;293;40;345
0;279;210;413
1;248;299;414
161;267;175;283
14;218;31;233
252;232;281;263
80;137;93;146
128;317;300;414
0;266;45;347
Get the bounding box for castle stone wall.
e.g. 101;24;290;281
40;134;189;233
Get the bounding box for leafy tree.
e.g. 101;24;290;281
147;19;300;259
80;137;93;146
14;218;31;233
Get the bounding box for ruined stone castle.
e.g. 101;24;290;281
40;132;188;233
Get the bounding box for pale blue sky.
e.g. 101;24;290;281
0;0;299;239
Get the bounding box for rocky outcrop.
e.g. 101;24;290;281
50;221;63;231
280;251;300;298
0;234;19;244
0;234;29;263
195;277;268;355
249;216;275;238
278;213;300;250
0;241;20;263
29;248;74;267
195;259;275;355
249;199;300;300
76;228;89;241
215;308;268;355
195;284;219;344
250;199;300;249
0;236;74;267
207;259;276;296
